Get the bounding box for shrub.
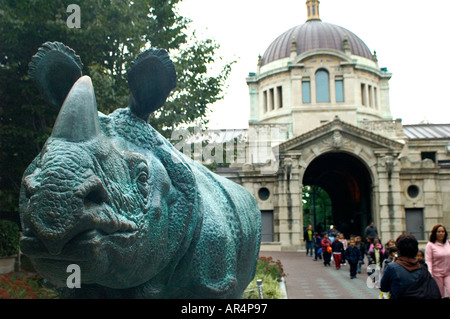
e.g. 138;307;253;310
0;220;20;257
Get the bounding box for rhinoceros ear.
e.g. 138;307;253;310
29;41;83;110
127;48;177;121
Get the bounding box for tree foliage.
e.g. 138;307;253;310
302;185;332;230
0;0;233;212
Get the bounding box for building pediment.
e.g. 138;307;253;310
279;116;404;155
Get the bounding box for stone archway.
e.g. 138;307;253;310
303;152;372;237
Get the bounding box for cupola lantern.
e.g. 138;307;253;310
306;0;321;21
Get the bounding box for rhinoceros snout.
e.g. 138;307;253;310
22;176;111;256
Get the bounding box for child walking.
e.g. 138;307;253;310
313;232;322;261
344;238;363;279
417;249;425;265
331;236;345;269
369;242;385;271
321;233;332;267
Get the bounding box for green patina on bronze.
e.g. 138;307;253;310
19;42;261;298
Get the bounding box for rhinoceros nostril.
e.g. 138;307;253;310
83;183;109;207
75;177;109;207
84;187;107;206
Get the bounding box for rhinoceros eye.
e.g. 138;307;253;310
137;172;148;184
134;161;149;197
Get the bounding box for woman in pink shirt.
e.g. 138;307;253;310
425;224;450;298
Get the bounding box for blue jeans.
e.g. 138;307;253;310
314;247;322;260
357;261;362;273
306;241;313;256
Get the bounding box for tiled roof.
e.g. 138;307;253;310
403;124;450;140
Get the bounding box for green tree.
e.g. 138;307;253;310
0;0;233;212
302;185;332;230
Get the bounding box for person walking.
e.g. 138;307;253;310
331;236;345;269
382;246;398;274
369;242;386;271
368;237;385;256
321;233;332;267
364;221;378;242
416;250;425;266
355;235;366;274
344;238;362;279
380;234;441;299
313;232;322;261
338;233;348;265
303;224;314;257
328;225;338;243
425;224;450;298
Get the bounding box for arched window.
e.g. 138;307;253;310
316;69;330;103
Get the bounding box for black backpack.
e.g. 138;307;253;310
400;263;441;299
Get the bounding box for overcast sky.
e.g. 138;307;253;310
177;0;450;129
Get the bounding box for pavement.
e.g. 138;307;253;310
259;250;381;299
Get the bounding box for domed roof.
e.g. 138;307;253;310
261;20;373;66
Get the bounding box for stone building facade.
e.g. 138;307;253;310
216;0;450;250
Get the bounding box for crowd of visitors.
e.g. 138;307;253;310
303;222;450;298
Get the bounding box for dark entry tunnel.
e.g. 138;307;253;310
303;152;372;237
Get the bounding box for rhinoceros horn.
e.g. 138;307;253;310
51;76;101;142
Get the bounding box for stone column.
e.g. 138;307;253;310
275;153;302;250
248;84;259;123
377;153;403;241
421;162;443;236
380;78;391;117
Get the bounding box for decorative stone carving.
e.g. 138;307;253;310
331;130;343;149
283;157;293;180
322;129;348;150
378;155;397;174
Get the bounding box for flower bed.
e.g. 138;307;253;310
243;256;286;299
255;256;286;281
0;271;58;299
1;257;286;299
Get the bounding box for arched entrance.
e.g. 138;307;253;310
303;152;372;237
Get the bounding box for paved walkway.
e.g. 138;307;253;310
259;251;381;299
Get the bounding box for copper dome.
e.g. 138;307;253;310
261;20;373;66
